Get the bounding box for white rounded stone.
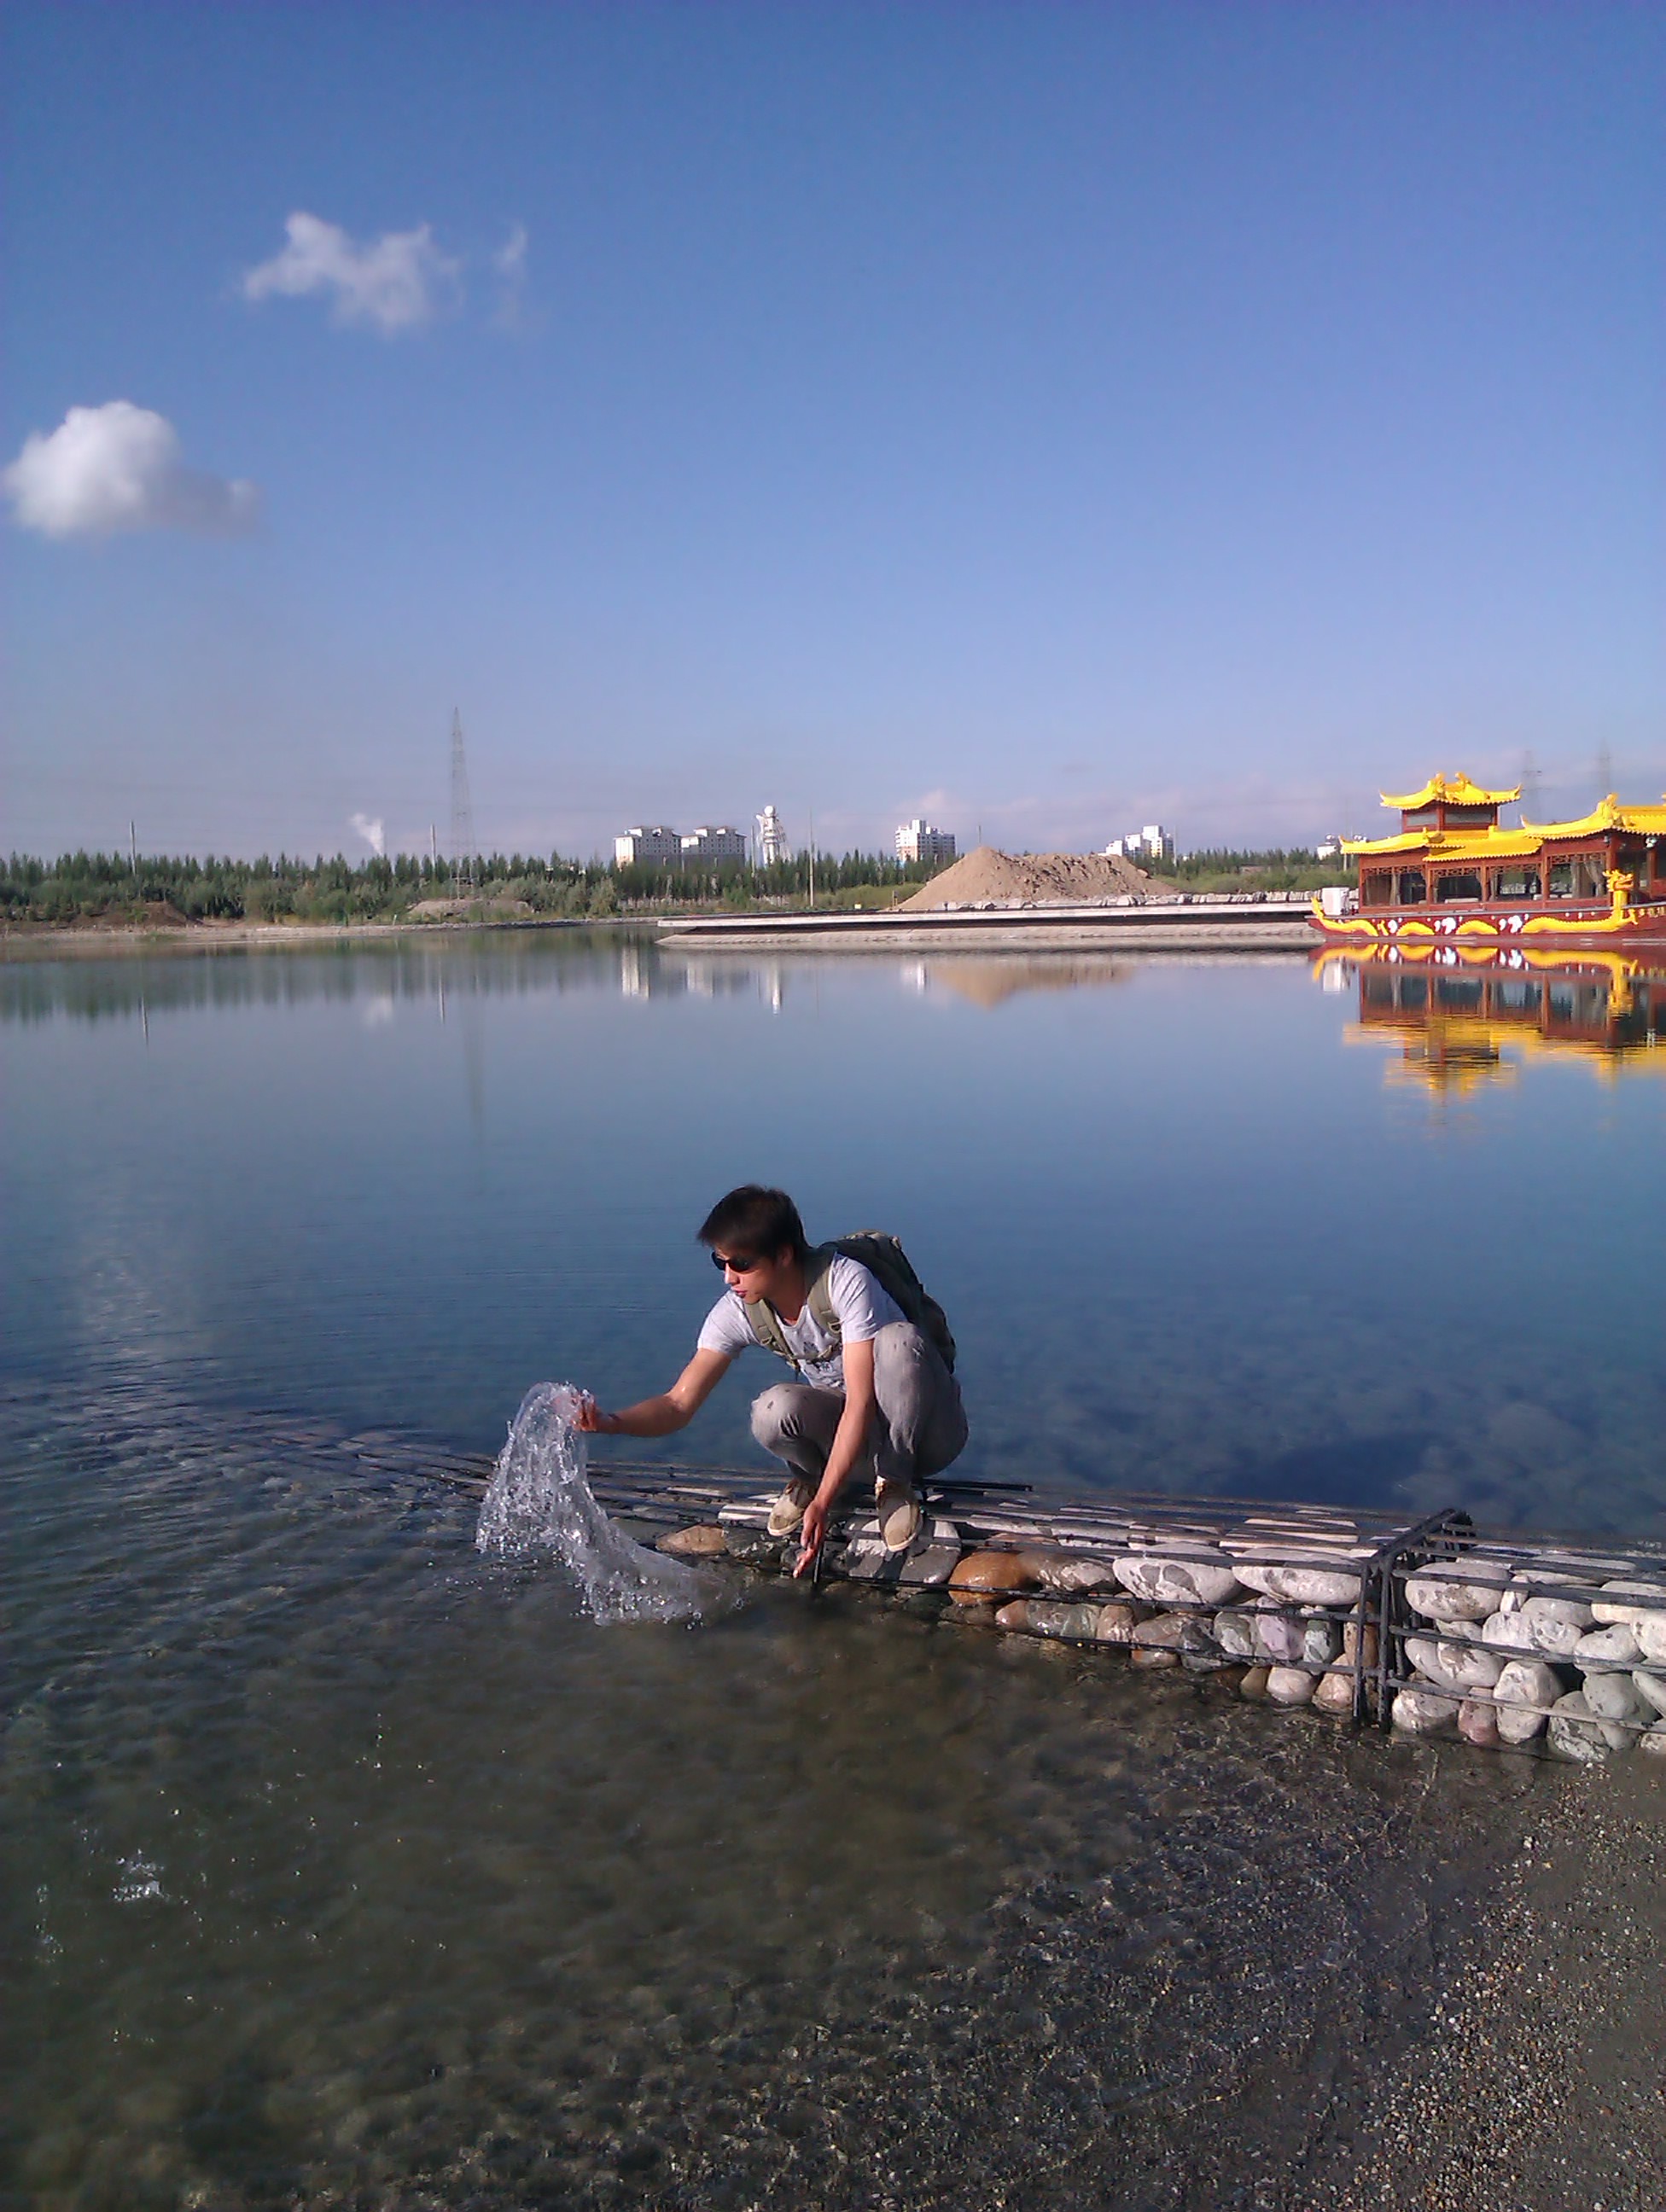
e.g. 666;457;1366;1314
1480;1610;1535;1654
1635;1614;1666;1665
1547;1690;1630;1762
1235;1563;1361;1608
1640;1720;1666;1760
1493;1656;1560;1711
1404;1560;1512;1622
1495;1701;1548;1746
1113;1555;1244;1607
1572;1622;1642;1668
1266;1665;1316;1707
1391;1686;1459;1736
1517;1595;1593;1657
1580;1669;1649;1726
1590;1579;1666;1627
1407;1636;1502;1695
1633;1671;1666;1719
1020;1548;1121;1594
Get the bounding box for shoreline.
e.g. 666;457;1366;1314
0;914;607;958
3;907;1321;959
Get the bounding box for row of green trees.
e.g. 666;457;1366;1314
0;847;942;927
1139;847;1354;894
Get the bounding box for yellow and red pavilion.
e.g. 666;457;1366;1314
1310;772;1666;946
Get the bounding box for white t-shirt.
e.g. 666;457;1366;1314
697;1254;905;1392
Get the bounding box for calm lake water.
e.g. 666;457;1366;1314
3;930;1663;2208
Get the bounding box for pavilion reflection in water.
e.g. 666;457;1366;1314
1315;946;1666;1094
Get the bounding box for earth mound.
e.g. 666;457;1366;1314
899;846;1154;910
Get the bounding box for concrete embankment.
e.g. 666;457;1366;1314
657;896;1318;953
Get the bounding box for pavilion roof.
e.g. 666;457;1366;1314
1379;771;1520;810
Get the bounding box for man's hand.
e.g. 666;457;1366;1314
793;1493;831;1578
571;1394;619;1435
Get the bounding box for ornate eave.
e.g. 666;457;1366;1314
1520;796;1666;839
1343;826;1547;861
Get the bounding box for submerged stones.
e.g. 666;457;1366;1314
993;1598;1099;1642
656;1524;729;1560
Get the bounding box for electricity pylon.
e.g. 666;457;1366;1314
449;710;477;898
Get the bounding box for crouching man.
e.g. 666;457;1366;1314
574;1185;967;1574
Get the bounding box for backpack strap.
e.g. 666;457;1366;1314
743;1243;838;1369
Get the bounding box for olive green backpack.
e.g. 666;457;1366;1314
744;1233;956;1374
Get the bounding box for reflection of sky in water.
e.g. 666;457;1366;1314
3;934;1663;1535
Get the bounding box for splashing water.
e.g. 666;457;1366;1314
476;1382;731;1624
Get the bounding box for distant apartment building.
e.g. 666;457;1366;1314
1104;823;1174;863
679;825;749;865
614;825;681;868
896;819;957;865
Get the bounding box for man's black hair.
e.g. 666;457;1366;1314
698;1185;810;1263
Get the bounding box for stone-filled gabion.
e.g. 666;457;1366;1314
1393;1554;1666;1761
705;1496;1666;1766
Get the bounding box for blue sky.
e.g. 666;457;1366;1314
3;2;1662;861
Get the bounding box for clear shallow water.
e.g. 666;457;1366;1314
3;934;1663;2207
5;932;1662;1531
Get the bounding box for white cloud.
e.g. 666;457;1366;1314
493;222;528;282
3;402;260;540
242;212;460;334
350;812;386;857
491;222;529;329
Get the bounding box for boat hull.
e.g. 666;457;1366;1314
1308;899;1666;949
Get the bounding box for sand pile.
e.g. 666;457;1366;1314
899;846;1153;910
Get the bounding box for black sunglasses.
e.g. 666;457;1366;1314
711;1249;763;1273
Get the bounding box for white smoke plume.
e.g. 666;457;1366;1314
350;813;386;857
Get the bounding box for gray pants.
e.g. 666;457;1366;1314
749;1321;968;1496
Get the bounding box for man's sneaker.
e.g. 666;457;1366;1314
766;1479;814;1539
876;1480;922;1554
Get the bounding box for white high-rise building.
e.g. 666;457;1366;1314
1104;823;1174;863
614;825;681;867
896;819;957;865
680;825;748;864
